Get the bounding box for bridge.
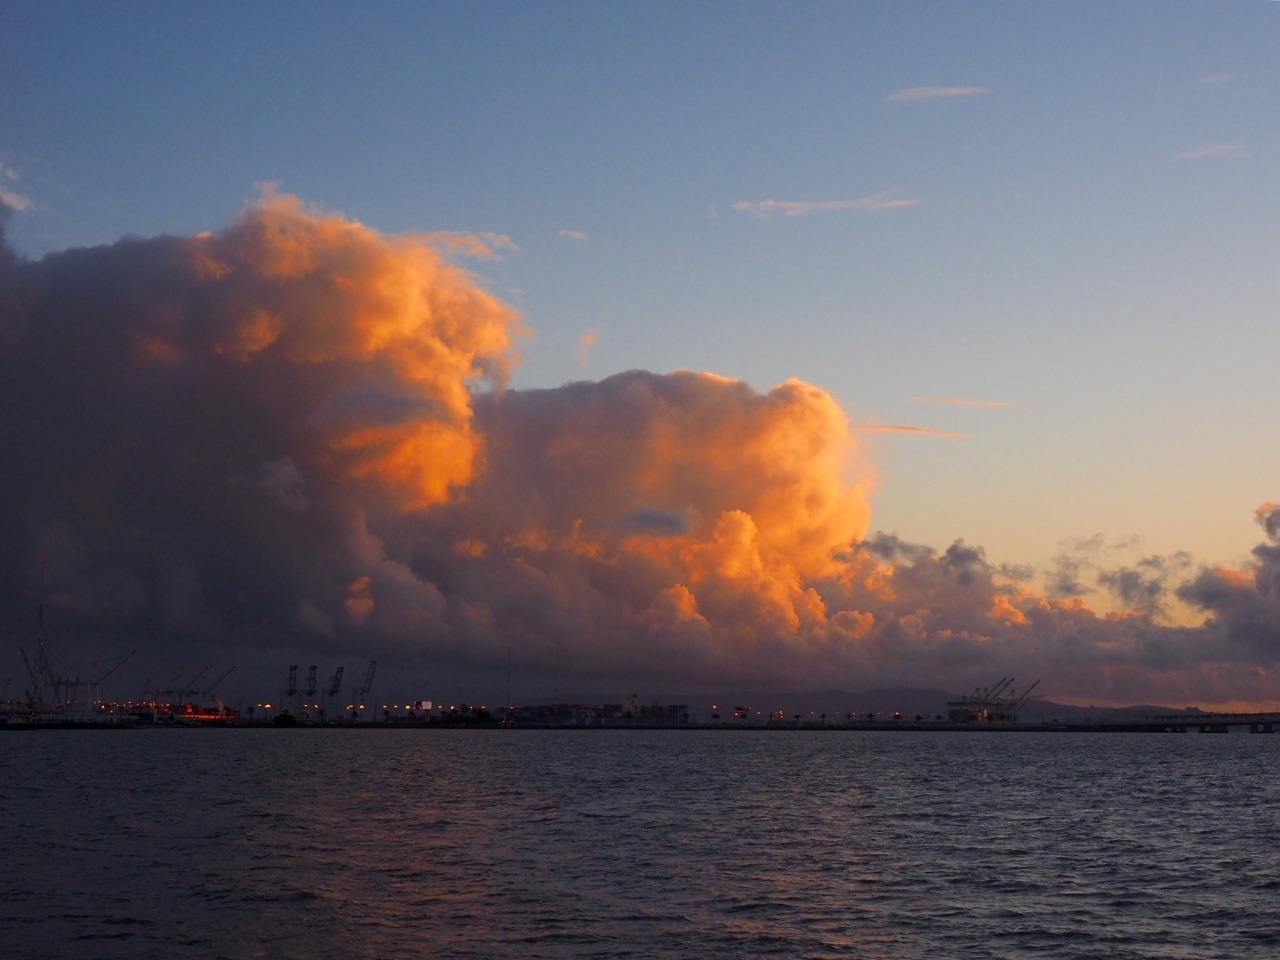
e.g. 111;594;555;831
1138;711;1280;734
1049;711;1280;734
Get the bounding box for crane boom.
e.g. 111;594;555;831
203;665;236;697
1012;678;1041;704
89;649;137;705
177;665;211;699
357;660;377;697
988;676;1014;701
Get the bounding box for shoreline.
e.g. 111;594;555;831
4;716;1277;733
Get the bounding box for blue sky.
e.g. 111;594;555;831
3;0;1278;610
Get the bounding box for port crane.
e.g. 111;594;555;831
175;665;212;704
20;599;81;714
978;676;1014;702
285;664;299;717
88;649;136;708
20;644;51;713
19;569;53;713
323;666;344;723
201;665;236;717
1004;679;1042;719
142;664;236;721
303;665;318;719
349;660;377;721
947;676;1040;723
203;664;235;698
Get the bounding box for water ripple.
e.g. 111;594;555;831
2;729;1278;958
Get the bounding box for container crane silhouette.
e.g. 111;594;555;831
323;666;344;723
303;665;318;720
88;649;136;709
350;661;377;720
284;664;298;718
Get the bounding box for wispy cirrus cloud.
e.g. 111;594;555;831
1196;74;1232;86
733;191;921;219
885;85;991;102
911;396;1010;409
852;423;970;439
1176;142;1245;160
558;229;589;242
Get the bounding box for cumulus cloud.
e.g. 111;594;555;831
3;198;1279;709
1178;504;1280;659
884;86;991;102
1;196;521;663
1098;553;1194;619
396;370;874;686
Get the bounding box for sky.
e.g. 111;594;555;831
2;1;1280;711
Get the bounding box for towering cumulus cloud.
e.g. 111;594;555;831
1;198;1278;707
0;198;872;693
410;371;872;686
0;198;519;669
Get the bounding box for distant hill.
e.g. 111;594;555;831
537;687;955;721
1017;699;1206;723
535;687;1207;723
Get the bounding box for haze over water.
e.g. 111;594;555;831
4;730;1278;959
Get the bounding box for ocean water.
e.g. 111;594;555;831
2;728;1278;959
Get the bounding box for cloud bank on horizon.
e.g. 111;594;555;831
2;199;1278;708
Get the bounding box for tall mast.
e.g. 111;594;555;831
21;559;53;713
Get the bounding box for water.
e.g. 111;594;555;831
2;729;1278;959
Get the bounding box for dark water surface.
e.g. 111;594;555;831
2;729;1278;959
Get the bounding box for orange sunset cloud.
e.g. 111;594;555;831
2;198;1278;709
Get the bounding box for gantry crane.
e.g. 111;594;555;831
323;666;344;723
202;665;236;717
349;660;377;720
88;649;136;709
285;664;299;718
303;665;318;719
